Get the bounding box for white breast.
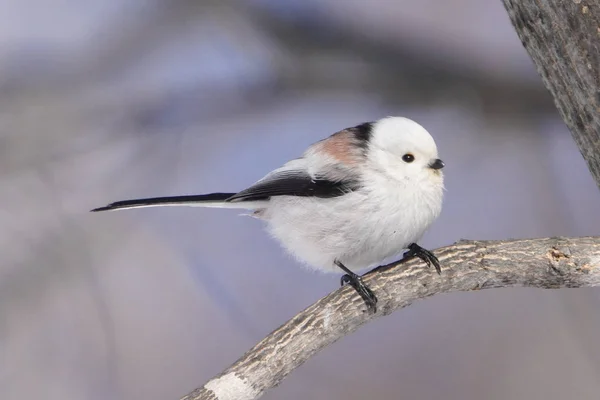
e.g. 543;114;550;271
262;172;443;273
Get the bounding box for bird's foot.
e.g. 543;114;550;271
340;273;378;313
404;243;441;274
335;260;378;313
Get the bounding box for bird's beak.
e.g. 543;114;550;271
428;158;445;170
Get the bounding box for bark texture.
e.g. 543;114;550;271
181;237;600;400
502;0;600;189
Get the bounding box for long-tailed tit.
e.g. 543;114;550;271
92;116;445;312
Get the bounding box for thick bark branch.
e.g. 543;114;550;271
180;237;600;400
502;0;600;189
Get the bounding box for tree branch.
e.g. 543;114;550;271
502;0;600;189
178;3;600;399
180;237;600;400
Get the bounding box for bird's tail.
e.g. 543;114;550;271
91;193;264;212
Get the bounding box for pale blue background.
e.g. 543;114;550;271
1;1;600;399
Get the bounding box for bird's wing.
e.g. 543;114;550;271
226;161;361;203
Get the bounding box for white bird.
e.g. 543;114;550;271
92;116;445;312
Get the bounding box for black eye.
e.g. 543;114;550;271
402;153;415;163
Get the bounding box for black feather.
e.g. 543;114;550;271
349;122;373;149
227;173;359;202
91;193;235;212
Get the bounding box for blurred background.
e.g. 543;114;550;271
2;1;600;399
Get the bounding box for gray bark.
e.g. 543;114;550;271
502;0;600;189
181;237;600;400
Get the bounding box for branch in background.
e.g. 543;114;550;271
502;0;600;189
180;237;600;400
244;1;554;115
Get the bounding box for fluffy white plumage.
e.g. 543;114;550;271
93;116;444;275
263;117;444;272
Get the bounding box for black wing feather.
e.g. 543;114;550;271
226;172;359;202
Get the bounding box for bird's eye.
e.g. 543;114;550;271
402;153;415;163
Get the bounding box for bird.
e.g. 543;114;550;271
92;116;445;313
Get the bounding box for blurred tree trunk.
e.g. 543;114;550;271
502;0;600;189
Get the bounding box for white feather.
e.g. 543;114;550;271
95;116;444;275
262;116;444;272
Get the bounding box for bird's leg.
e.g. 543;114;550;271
335;260;378;313
366;243;441;275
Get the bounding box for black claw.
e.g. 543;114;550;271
363;244;442;277
341;274;378;312
335;261;378;313
340;274;350;287
406;243;442;274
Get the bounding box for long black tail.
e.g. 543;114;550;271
91;193;236;212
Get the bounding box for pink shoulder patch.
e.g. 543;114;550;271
318;130;363;165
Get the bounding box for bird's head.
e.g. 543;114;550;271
366;116;444;184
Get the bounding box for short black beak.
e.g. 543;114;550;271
429;158;445;170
